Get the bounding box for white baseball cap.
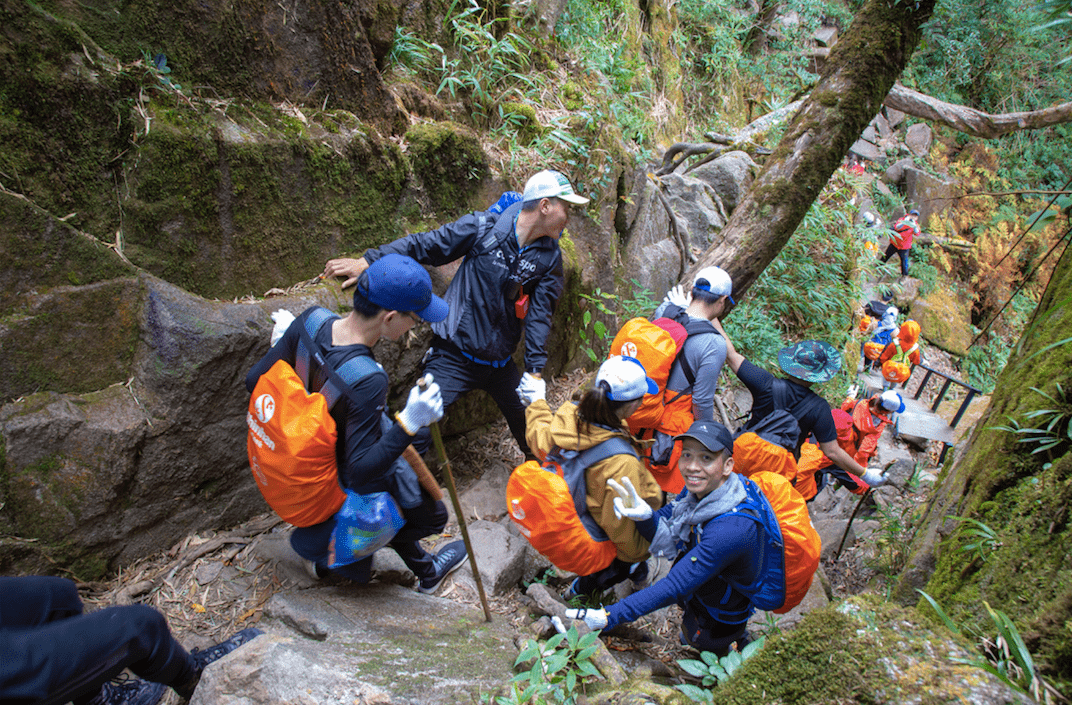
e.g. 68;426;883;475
693;266;735;305
522;170;590;205
879;390;906;413
596;356;658;402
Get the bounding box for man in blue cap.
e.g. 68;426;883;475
322;170;589;460
564;419;765;656
247;253;468;592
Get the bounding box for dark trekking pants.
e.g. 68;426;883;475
881;243;910;276
0;576;196;704
410;338;531;459
290;488;448;582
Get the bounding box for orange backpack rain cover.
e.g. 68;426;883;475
247;359;347;527
610;317;686;432
506;460;617;575
732;432;798;483
749;471;821;613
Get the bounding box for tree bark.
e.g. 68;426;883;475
687;0;936;298
884;83;1072;138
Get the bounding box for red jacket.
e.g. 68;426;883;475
890;216;919;249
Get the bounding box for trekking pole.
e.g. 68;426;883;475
834;488;872;562
420;380;493;622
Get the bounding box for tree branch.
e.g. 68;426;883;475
884;83;1072;139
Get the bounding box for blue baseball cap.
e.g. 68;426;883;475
359;253;448;323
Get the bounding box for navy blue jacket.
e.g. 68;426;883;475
364;201;564;373
606;488;763;630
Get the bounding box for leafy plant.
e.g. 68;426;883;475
502;626;601;705
989;383;1072;467
577;282;659;362
949;516;1002;563
917;591;1063;702
675;637;766;702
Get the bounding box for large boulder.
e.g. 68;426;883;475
688;150;758;214
904;166;958;225
911;289;973;356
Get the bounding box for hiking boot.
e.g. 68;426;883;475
190;627;264;672
629;561;650;590
301;557;322;581
85;674;166;705
418;540;469;594
562;577;582;601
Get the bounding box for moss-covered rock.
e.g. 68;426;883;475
911;288;972;355
899;243;1072;690
404;122;488;216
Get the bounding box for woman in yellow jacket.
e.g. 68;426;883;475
517;356;664;598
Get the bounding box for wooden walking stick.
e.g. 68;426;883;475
420;379;493;622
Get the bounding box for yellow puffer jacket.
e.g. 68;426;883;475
525;400;663;563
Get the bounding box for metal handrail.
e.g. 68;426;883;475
906;363;984;464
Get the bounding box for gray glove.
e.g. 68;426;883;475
516;372;546;406
663;284;692;308
564;607;608;630
396;374;444;434
607;477;653;521
270;309;295;347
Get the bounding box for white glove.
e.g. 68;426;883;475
564;607;608;630
516;372;546;406
396;374;444;434
607;477;654;521
861;467;887;487
270;309;295;346
846;384;859;399
663;284;692;309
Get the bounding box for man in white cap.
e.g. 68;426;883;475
636;267;734;493
322;170;589;459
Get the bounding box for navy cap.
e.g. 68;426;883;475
674;420;735;457
359;253;448;323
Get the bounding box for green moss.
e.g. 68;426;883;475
562;81;584;111
405;122;488;216
499;101;544;145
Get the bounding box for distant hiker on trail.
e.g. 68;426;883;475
795;389;904;500
322;170;589;460
516;355;664;599
0;575;260;705
712;320;887;491
881;209;921;277
247;254;469;593
564;421;767;656
632;266;733;492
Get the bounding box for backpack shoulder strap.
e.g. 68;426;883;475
295;307;385;410
469;204;518;257
553;436;639;542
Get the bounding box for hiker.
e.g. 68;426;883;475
517;355;664;598
796;389;904;499
0;575;260;704
712;319;886;490
322;170;589;459
636;267;733;492
564;420;765;656
861;305;899;369
879;320;923;388
246;254;469;593
881;209;921;277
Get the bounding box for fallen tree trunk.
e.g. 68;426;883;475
687;0;937;297
884;82;1072;139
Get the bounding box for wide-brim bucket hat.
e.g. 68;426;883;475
777;340;842;383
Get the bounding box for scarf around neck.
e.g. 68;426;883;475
649;472;747;558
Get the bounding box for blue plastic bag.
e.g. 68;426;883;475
327;491;405;568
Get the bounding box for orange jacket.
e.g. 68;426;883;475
880;320;921;366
